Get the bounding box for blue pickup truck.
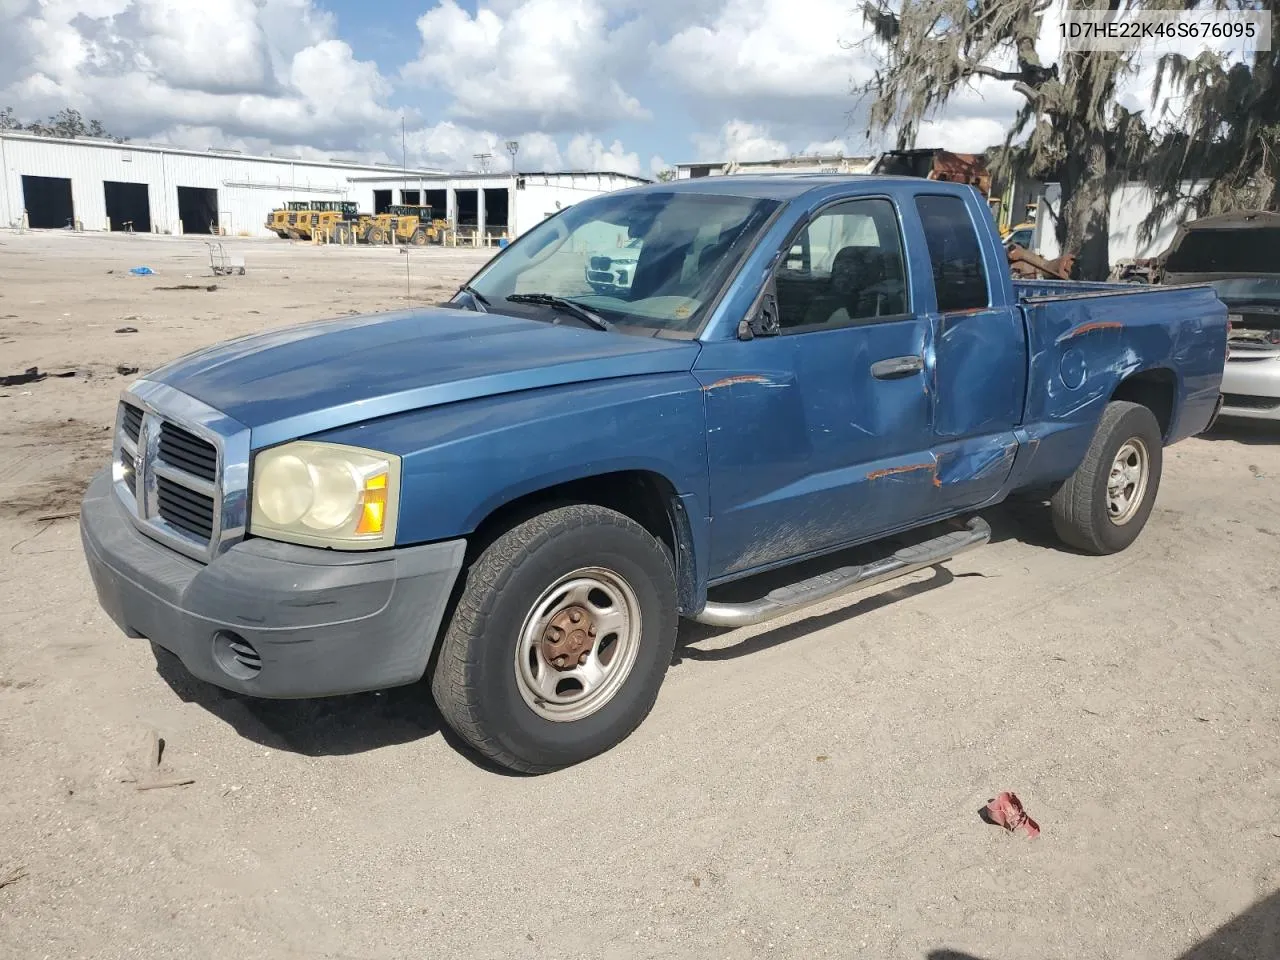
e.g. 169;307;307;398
81;176;1228;772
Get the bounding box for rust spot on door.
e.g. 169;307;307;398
867;462;935;481
703;374;771;391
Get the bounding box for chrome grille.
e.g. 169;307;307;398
111;381;251;563
121;403;143;443
156;476;215;539
158;421;217;482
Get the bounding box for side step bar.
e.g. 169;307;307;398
692;516;992;629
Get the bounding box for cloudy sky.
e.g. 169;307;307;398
0;0;1185;177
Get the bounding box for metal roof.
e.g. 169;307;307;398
0;129;450;175
343;169;652;184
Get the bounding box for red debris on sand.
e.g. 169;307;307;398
985;792;1040;838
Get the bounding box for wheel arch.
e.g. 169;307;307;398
465;469;701;615
1110;366;1178;441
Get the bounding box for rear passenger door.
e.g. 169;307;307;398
696;196;939;579
913;193;1028;510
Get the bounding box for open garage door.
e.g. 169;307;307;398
104;181;151;233
177;186;218;234
483;188;509;233
21;175;74;229
425;189;447;221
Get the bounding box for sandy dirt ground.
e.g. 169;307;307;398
0;229;1278;960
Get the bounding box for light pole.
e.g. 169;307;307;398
505;140;519;173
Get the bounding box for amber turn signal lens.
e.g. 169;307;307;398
355;474;388;535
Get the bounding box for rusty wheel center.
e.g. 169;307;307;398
540;604;597;671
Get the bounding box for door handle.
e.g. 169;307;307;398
870;355;924;379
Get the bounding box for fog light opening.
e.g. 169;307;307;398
212;630;262;681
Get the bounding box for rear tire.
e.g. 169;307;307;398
431;504;678;773
1051;400;1164;554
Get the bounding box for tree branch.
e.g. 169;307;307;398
967;64;1023;82
1013;81;1039;102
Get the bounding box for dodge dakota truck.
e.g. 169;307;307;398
81;176;1228;773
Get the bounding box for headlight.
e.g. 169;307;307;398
250;441;400;549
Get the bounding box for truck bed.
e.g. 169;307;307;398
1005;279;1228;493
1014;278;1195;300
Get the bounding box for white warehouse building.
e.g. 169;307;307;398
345;170;649;243
0;131;648;240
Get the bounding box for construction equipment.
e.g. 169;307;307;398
361;205;446;245
266;201;309;239
207;241;246;276
310;201;360;242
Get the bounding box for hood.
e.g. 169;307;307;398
150;306;700;447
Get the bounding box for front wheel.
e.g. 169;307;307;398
1051;400;1164;554
431;504;678;773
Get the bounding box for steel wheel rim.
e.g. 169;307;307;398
515;567;643;723
1107;437;1149;525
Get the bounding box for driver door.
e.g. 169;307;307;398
695;196;940;580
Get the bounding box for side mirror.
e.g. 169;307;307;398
739;286;780;340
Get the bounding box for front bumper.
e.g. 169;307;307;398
1221;354;1280;420
80;469;465;698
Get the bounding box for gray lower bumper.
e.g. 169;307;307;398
1221;356;1280;420
80;470;465;698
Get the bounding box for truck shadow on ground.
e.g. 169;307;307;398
1200;417;1280;446
925;886;1280;959
151;502;1059;763
673;500;1063;664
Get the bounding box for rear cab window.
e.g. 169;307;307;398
915;194;990;312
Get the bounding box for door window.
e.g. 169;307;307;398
915;194;990;312
774;198;909;331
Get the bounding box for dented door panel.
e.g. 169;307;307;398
696;318;936;580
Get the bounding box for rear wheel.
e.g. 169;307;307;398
1051;400;1164;554
410;227;428;245
367;225;388;245
431;504;679;773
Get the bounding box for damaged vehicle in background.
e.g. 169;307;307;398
1157;211;1280;421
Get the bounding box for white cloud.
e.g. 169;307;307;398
404;122;565;171
404;0;650;134
1;0;398;146
655;0;871;134
692;120;787;162
564;134;641;176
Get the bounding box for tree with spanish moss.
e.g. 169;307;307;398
1141;7;1279;241
857;0;1148;280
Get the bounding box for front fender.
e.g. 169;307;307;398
310;373;710;546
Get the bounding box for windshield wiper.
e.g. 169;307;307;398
456;284;490;312
504;293;613;331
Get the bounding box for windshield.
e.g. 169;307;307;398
465;190;780;334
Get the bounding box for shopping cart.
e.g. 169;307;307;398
207;241;246;276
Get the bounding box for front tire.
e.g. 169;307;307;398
431;504;679;773
1051;400;1164;554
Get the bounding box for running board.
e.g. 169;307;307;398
692;517;992;628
